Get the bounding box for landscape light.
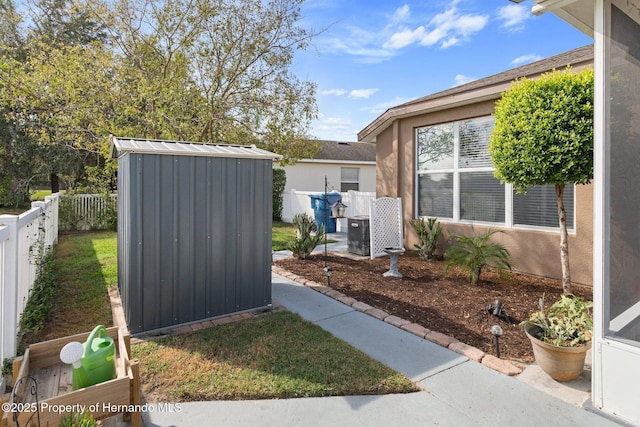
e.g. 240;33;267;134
491;325;504;358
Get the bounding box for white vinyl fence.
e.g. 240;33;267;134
0;193;60;371
282;190;376;232
59;193;117;231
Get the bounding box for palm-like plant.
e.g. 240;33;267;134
288;213;325;260
410;217;442;260
444;229;512;285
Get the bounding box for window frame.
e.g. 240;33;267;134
415;116;576;233
340;167;360;192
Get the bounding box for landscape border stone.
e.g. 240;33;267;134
271;264;523;377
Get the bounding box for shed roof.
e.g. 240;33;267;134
312;140;376;162
110;136;282;160
358;44;593;142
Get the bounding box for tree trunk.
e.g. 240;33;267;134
556;183;571;294
51;173;59;193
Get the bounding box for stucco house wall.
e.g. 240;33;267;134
282;161;376;193
361;46;594;286
279;140;376;193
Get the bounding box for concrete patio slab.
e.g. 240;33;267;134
142;393;481;427
418;359;619;427
272;275;353;322
316;309;467;383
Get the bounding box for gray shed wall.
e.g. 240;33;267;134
117;153;273;334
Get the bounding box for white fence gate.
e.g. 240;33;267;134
0;194;60;373
369;197;403;259
282;190;376;232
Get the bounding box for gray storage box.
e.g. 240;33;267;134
348;215;370;256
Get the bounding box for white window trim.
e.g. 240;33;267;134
340;167;360;191
415;118;577;233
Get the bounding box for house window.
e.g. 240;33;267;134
513;185;574;228
416;116;574;230
341;167;359;191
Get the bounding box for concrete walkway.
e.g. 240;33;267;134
142;269;622;426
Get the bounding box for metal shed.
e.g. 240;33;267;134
110;136;281;334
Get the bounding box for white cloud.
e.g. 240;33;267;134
496;4;530;31
418;4;489;48
320;32;396;64
319;3;488;63
349;88;379;99
323;117;352;126
391;4;411;24
312;116;357;141
383;26;425;50
511;53;543;66
453;74;476;86
320;88;347;96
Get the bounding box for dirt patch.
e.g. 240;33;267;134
274;252;592;364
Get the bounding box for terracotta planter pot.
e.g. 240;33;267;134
524;324;591;382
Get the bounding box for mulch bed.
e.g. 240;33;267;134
274;251;592;364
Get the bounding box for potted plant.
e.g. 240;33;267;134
521;293;593;381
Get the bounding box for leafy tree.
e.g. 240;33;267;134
0;0;318;198
0;0;34;206
95;0;318;164
26;0;107;47
1;40;116;191
489;67;594;294
0;0;112;198
0;0;24;56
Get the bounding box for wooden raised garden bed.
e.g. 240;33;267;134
2;327;140;427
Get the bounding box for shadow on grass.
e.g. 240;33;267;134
21;231;116;347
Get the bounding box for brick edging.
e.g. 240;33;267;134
272;265;523;377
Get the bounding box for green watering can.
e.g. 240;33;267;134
60;325;116;390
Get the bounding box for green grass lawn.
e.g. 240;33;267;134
272;220;337;252
29;231;416;401
21;231;117;345
30;189;52;201
272;221;296;250
133;311;417;401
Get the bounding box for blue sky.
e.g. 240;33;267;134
293;0;593;141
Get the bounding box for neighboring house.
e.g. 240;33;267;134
358;45;594;286
535;0;640;424
278;140;376;193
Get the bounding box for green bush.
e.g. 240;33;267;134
18;250;58;350
272;168;286;221
410;217;442;260
94;194;117;231
58;194;85;231
288;213;325;260
2;358;12;377
444;229;511;285
59;410;97;427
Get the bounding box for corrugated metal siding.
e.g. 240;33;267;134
117;153;132;326
118;153;272;334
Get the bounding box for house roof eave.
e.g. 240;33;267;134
357;90;502;143
532;0;594;36
358;44;594;143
